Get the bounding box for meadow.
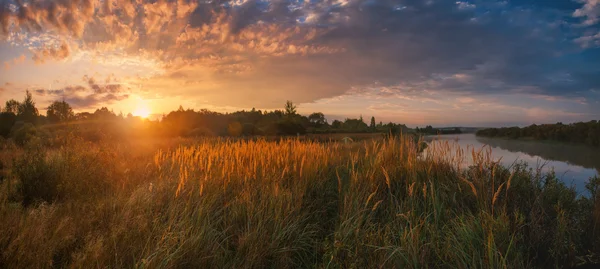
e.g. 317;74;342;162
0;134;599;268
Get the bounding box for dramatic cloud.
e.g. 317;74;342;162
33;77;128;108
0;0;599;123
574;0;600;25
31;41;69;63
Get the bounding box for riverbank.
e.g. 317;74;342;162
476;122;600;148
1;136;599;268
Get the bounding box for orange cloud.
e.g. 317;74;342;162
31;41;71;64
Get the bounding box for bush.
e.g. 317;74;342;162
275;120;306;135
13;147;60;206
0;112;17;138
10;123;47;146
187;127;215;137
12;141;115;206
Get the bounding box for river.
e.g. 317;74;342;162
424;133;600;195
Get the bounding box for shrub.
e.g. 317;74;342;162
187;127;215;137
13;147;60;206
10;123;47;146
11;141;116;206
0;112;17;138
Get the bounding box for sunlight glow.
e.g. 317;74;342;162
133;102;151;118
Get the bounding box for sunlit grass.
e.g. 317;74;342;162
0;135;598;268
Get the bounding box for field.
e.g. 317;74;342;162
0;135;599;268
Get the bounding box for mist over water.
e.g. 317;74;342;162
425;133;600;195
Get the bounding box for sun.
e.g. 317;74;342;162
133;103;151;118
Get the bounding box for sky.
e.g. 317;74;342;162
0;0;599;127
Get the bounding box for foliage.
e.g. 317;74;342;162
3;99;20;114
476;121;600;147
11;123;46;146
370;116;376;131
12;146;61;206
0;112;16;137
0;136;598;268
10;140;119;207
46;100;74;123
17;90;39;124
1;94;413;140
417;125;463;135
284;100;297;116
308;112;327;127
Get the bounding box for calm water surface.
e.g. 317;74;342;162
424;133;600;194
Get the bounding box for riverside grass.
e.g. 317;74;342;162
0;136;599;268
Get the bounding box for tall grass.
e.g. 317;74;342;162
0;135;598;268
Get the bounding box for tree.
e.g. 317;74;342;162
46;100;74;123
4;99;20;114
343;118;368;132
308;112;326;127
76;112;92;121
228;121;243;136
331;120;342;129
17;90;39;123
370;116;376;131
284;100;297;116
0;112;17;137
93;107;117;120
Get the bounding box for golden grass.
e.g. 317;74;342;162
0;135;598;268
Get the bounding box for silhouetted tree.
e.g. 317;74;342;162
284;101;297;116
228;121;243;136
47;100;74;123
0;112;16;137
343;118;368;132
370;116;376;131
17;91;39;124
76;112;93;121
308;112;326;127
476;121;600;147
4;99;20;114
331;120;342;129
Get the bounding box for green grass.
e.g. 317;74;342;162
0;135;598;268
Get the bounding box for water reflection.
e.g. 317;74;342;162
425;133;599;194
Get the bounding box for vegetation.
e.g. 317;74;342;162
1;92;599;268
1;94;412;141
417;125;463;135
476;121;600;147
0;133;599;268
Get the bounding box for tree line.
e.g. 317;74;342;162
476;121;600;147
1;91;416;143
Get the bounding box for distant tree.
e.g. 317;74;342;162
276;120;306;135
0;112;17;137
17;90;39;123
76;112;93;121
370;116;376;131
4;99;20;114
228;121;243;136
93;107;117;120
242;123;258;136
308;112;326;127
476;120;600;147
46;100;74;123
284;101;297;116
331;120;342;129
343;118;368;132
